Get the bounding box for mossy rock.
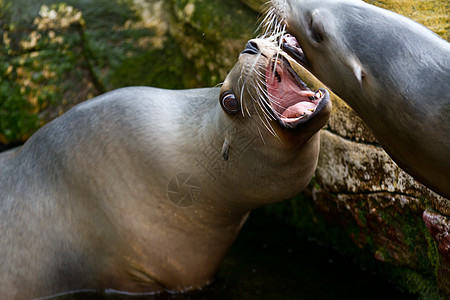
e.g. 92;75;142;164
0;2;101;144
367;0;449;40
163;0;259;86
1;0;260;146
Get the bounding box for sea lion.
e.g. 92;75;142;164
267;0;450;198
0;38;331;298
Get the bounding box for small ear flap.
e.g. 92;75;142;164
222;140;230;161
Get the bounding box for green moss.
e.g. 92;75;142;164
393;269;443;300
0;76;40;143
1;0;259;144
109;35;198;89
0;2;89;143
265;193;360;253
423;223;440;279
0;4;38;142
164;0;259;87
170;0;258;41
367;0;449;41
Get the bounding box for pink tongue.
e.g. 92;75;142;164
266;66;316;113
281;101;316;119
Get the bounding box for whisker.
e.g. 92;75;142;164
256;5;276;36
256;99;280;139
255;82;277;119
255;100;277;137
240;81;247;118
257;127;267;146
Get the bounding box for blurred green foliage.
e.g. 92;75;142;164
1;3;35;142
0;0;258;145
0;71;39;143
0;2;86;143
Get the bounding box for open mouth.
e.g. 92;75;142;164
265;39;328;129
280;34;309;67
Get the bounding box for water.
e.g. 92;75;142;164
46;209;414;300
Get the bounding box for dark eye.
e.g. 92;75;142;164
220;92;240;114
309;16;325;43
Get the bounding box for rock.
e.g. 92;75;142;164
424;210;450;300
163;0;258;86
0;2;102;143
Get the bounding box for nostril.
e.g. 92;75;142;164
249;41;259;50
241;40;259;55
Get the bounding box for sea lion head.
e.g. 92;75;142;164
219;37;331;146
266;0;397;105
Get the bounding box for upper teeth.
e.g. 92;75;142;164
315;90;323;99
